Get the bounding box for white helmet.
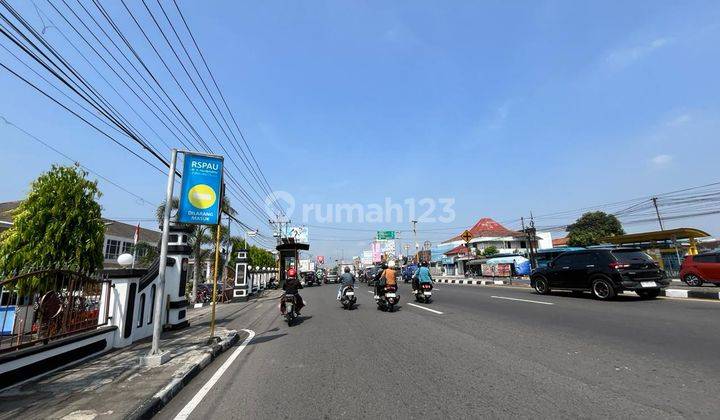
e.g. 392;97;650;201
388;260;396;267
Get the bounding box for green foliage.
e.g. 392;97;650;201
483;245;499;257
228;237;275;269
133;242;159;268
567;211;625;247
0;165;105;292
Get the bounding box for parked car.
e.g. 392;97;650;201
302;271;320;286
530;248;669;300
365;266;382;286
680;252;720;286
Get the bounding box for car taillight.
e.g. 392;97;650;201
609;261;630;269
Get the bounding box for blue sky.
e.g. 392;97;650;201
2;0;720;259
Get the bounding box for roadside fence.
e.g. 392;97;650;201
0;268;110;353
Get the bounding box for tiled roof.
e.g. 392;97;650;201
445;244;470;256
444;217;525;243
552;237;569;247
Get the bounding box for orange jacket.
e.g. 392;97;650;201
382;268;397;285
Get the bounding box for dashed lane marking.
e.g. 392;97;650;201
490;296;554;305
406;302;444;314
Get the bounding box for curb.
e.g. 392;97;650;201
661;288;720;301
127;330;241;420
435;278;512;286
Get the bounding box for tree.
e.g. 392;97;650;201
0;165;105;292
133;242;159;269
567;211;625;247
228;237;275;269
483;246;499;257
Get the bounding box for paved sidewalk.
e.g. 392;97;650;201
0;303;245;420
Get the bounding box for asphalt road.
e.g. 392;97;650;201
157;282;720;419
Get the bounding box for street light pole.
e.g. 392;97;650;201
146;148;177;364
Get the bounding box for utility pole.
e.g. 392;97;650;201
652;197;664;231
529;212;537;270
412;220;418;262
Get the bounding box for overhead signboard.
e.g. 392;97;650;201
376;230;396;240
178;153;224;225
290;226;309;243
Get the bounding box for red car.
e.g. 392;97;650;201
679;252;720;286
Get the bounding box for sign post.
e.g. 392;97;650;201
176;152;224;342
146;151;224;365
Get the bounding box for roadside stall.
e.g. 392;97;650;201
601;228;710;277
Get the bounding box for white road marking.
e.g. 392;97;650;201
173;329;256;420
491;296;554;305
406;302;444;314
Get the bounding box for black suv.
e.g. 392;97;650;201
530;248;669;300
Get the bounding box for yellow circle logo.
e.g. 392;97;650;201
188;184;217;209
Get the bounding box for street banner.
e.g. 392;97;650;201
481;263;512;277
178;153;224;225
376;230;396;240
362;250;373;265
379;239;396;254
371;242;382;263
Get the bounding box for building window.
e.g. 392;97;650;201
122;241;133;254
520;241;527;248
105;239;120;260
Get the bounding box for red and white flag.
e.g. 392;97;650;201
133;223;140;245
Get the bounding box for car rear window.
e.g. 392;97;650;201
611;250;655;264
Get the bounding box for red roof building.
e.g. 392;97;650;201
552;237;569;247
444;217;525;243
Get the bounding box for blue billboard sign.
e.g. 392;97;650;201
178;153;224;225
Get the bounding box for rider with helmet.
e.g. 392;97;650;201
337;266;356;299
374;261;397;299
412;261;433;291
283;267;305;314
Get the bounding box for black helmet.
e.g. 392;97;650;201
344;266;351;273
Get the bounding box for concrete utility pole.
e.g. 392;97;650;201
652;197;664;231
145;149;177;365
412;220;418;262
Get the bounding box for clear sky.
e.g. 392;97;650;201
2;0;720;260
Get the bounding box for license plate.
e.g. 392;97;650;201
423;292;432;296
345;291;354;296
640;281;657;288
385;293;396;298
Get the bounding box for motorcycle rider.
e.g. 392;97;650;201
283;267;305;314
412;261;433;292
337;266;356;299
374;261;397;299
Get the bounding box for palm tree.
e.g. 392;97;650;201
155;197;234;303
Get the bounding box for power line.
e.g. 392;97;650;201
1;115;156;207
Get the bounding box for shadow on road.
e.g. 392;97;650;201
248;333;287;345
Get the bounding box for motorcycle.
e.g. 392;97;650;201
340;285;357;310
281;293;298;326
376;284;399;312
414;282;433;303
